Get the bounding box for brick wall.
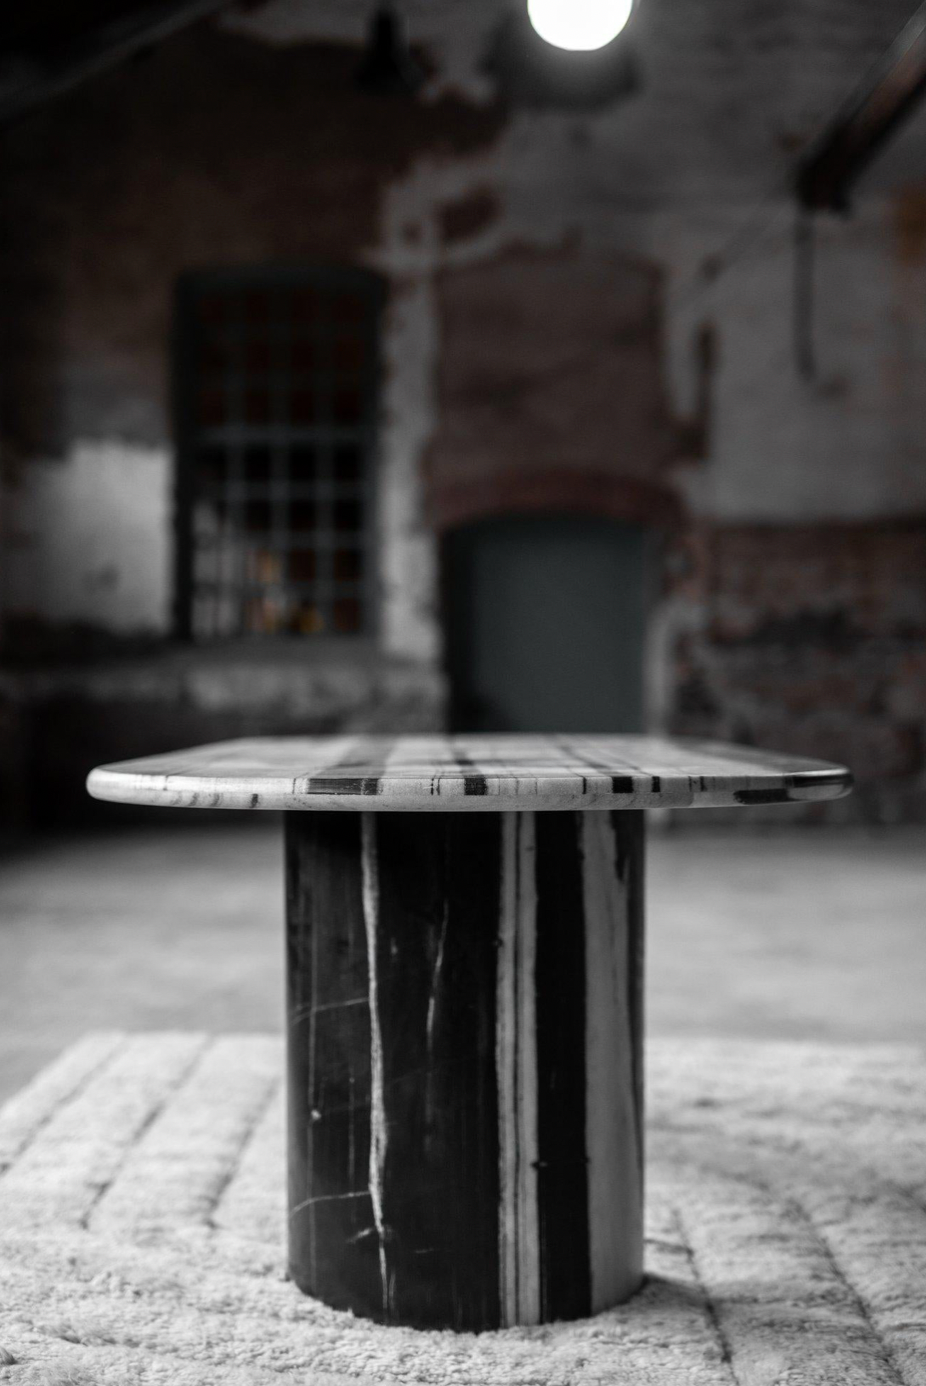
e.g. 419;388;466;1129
669;521;926;821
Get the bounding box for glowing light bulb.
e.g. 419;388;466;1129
526;0;633;51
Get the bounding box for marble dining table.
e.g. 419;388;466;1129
87;733;852;1332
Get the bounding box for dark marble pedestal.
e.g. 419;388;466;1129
285;808;644;1329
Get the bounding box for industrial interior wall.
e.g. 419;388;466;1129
0;0;925;821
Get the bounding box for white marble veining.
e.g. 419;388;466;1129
86;734;852;812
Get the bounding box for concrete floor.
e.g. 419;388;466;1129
0;820;923;1104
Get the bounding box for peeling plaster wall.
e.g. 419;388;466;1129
3;0;926;820
4;443;171;634
377;278;442;663
662;205;926;521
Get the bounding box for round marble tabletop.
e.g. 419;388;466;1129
87;734;852;812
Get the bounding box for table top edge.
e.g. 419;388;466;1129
86;736;853;812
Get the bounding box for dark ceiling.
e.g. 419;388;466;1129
0;0;229;122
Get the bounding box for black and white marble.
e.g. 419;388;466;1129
285;808;644;1330
87;733;853;811
87;733;852;1331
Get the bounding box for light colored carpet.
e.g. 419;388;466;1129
1;1034;925;1385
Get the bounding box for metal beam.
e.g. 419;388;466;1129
0;0;229;125
797;2;926;212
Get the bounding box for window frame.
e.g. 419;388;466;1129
172;263;385;643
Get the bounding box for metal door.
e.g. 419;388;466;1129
443;514;651;733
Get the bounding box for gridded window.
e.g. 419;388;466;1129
173;268;382;639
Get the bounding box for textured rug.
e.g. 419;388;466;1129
1;1034;925;1385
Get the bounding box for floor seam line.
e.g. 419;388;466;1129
81;1035;213;1232
671;1205;741;1386
784;1191;912;1386
0;1034;127;1179
205;1071;282;1230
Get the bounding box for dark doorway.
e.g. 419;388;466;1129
443;514;652;733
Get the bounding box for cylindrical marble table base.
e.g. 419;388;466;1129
285;809;644;1331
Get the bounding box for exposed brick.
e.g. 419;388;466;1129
668;522;926;822
428;245;680;529
438;186;500;244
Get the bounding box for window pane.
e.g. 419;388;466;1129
289;549;317;582
198;446;227;487
290;445;316;484
287;600;325;634
245;594;284;634
333;444;362;482
193;543;218;585
332;335;365;372
333;597;362;633
332;385;363;425
334;498;362;532
245;499;271;531
333;548;362;581
246;548;282;585
244;444;272;484
193;585;242;639
289;499;317;531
